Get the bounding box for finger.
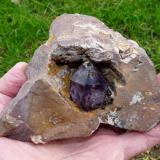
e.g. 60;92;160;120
121;124;160;159
0;62;27;97
0;93;12;113
0;93;12;106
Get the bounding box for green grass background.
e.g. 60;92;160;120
0;0;160;159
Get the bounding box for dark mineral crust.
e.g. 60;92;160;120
0;14;160;144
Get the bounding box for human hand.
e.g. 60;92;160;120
0;62;159;160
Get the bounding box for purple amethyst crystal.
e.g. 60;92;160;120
70;61;113;111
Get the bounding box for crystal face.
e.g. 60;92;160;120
70;61;113;111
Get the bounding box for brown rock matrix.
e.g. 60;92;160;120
0;14;159;144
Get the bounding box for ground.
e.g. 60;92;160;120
0;0;159;159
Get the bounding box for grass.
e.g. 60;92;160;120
0;0;159;159
0;0;160;75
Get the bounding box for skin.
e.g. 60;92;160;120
0;62;159;160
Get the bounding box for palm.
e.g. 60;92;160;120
0;62;159;160
0;129;124;160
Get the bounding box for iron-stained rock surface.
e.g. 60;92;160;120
0;14;160;144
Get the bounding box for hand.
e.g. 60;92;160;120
0;62;159;160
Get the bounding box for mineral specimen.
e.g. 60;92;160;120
70;61;113;111
0;14;160;144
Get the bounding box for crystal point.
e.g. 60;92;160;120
70;62;112;110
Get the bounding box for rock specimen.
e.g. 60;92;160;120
0;14;160;144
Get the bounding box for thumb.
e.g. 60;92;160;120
0;62;28;97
